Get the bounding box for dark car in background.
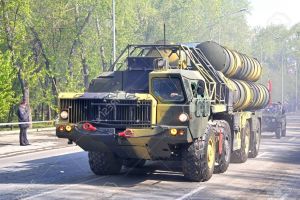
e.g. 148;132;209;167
262;102;286;139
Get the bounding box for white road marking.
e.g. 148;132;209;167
288;137;296;142
22;176;109;200
256;152;267;158
176;186;206;200
279;193;288;200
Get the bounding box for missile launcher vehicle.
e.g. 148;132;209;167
56;41;270;182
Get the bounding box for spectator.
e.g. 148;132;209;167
17;99;30;146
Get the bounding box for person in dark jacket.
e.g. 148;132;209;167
17;99;30;146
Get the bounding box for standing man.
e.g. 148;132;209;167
17;99;30;146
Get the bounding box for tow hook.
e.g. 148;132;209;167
118;129;134;138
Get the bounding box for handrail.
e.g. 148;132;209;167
105;44;228;104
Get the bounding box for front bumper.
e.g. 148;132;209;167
56;124;191;160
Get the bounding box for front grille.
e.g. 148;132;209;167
60;99;152;128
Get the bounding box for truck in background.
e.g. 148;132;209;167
262;102;286;139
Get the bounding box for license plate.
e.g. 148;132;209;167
97;128;115;135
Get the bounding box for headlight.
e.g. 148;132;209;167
65;125;72;132
179;113;189;122
170;128;178;136
60;111;68;120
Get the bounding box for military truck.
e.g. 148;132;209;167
262;102;286;139
56;41;269;182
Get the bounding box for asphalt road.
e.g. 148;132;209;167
0;117;300;200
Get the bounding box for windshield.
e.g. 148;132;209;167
264;104;282;114
152;77;185;103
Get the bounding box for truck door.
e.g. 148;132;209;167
193;80;210;117
189;80;210;139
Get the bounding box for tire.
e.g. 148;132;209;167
182;123;216;182
231;120;250;163
275;126;281;139
123;159;146;168
249;120;261;158
88;151;122;175
214;120;231;173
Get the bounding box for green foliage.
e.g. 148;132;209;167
0;0;299;121
0;51;15;121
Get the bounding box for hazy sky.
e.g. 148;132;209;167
247;0;300;27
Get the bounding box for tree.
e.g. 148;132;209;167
0;51;15;121
1;0;288;123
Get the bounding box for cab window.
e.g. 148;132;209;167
152;77;185;103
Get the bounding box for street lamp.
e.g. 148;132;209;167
288;61;299;111
112;0;116;67
296;62;298;111
273;38;288;105
281;54;284;104
283;49;300;111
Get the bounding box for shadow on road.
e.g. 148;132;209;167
0;152;189;186
0;143;299;187
0;142;299;200
0;143;12;146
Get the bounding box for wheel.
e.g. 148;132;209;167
123;158;146;168
275;126;281;139
249;120;261;158
88;151;122;175
182;123;216;182
231;120;250;163
214;120;231;173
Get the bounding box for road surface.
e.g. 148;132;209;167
0;116;299;200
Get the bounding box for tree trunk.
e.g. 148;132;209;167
80;44;89;89
41;103;44;121
48;105;51;120
29;26;58;96
96;16;107;72
34;109;37;121
23;82;32;128
7;106;14;123
68;6;95;80
100;46;107;72
52;77;58;106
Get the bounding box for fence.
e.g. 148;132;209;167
0;120;57;131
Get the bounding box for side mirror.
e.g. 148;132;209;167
191;82;197;97
197;80;205;97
